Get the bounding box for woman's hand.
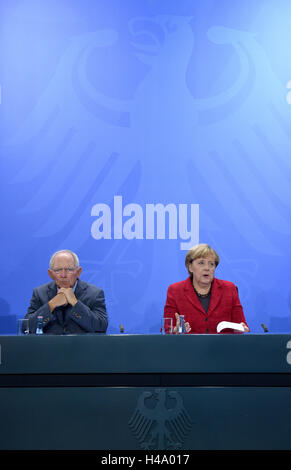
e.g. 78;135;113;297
240;322;250;332
174;312;191;333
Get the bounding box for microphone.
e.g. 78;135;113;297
261;323;268;333
119;324;124;333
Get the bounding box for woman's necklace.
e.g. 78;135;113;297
194;285;211;298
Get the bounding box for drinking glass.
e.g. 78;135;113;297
17;318;29;335
161;317;173;334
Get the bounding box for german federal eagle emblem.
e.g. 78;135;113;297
129;389;192;449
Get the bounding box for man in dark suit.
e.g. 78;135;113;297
26;249;108;334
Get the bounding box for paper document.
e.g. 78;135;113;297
217;321;245;333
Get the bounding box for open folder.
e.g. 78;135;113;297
217;321;245;333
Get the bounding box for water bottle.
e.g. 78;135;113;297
178;315;186;334
36;315;44;335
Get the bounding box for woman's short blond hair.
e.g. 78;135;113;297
185;243;220;274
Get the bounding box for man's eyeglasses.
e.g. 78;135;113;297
52;268;77;274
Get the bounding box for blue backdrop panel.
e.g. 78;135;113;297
1;0;291;334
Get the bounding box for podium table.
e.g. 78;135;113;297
1;334;291;450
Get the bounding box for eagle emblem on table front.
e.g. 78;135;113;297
129;388;192;450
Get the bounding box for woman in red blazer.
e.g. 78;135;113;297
164;243;249;334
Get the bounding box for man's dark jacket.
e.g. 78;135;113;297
26;279;108;334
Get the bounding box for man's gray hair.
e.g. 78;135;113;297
49;250;80;269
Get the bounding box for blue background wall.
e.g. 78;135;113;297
1;0;291;334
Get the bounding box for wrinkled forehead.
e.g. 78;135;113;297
190;250;219;267
192;248;215;260
51;253;76;268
